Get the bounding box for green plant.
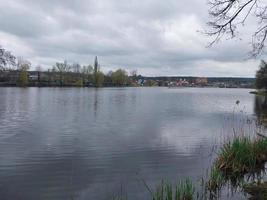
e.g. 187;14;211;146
73;79;83;87
207;136;267;193
215;137;257;174
206;167;224;192
17;69;28;87
152;179;194;200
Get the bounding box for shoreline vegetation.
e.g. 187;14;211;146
113;97;267;200
0;69;255;89
0;64;255;88
0;76;255;88
114;135;267;200
0;47;255;88
250;90;267;96
206;135;267;199
151;102;267;200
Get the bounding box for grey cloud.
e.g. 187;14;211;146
0;0;259;76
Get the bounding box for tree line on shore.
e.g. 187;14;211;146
0;46;138;87
256;60;267;91
0;45;265;89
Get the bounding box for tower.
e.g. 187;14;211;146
94;56;98;74
94;56;98;87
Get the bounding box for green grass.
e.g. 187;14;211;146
243;182;267;199
254;137;267;158
206;136;267;194
110;136;267;200
215;137;256;174
152;179;195;200
214;137;267;175
206;167;224;192
250;90;267;96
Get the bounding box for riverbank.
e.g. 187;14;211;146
0;70;255;88
250;90;267;96
129;135;267;200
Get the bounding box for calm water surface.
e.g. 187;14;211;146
0;87;255;200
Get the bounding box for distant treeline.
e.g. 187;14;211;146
0;45;137;87
0;69;256;88
0;45;256;88
0;70;256;88
0;70;133;87
0;66;136;88
144;76;255;83
0;45;140;87
143;76;255;88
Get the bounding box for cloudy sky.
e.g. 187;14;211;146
0;0;261;77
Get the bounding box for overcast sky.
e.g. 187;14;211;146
0;0;261;77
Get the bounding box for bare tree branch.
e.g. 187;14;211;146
205;0;267;56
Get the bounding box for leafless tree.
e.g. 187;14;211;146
54;60;71;86
0;46;16;71
81;65;93;84
17;57;31;71
206;0;267;56
82;65;93;75
55;60;70;73
35;65;43;84
71;63;81;73
130;70;137;77
107;70;113;77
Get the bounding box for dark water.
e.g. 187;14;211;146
0;87;255;200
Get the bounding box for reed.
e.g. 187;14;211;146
243;182;267;199
152;179;195;200
215;137;257;175
207;136;267;193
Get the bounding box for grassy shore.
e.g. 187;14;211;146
113;135;267;200
214;137;267;174
243;182;267;199
250;90;267;96
152;180;195;200
206;135;267;199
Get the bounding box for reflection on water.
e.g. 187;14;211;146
94;89;98;117
254;95;267;126
0;87;255;200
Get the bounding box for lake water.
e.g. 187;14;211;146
0;87;256;200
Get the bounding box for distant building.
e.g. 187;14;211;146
168;79;189;87
195;77;208;86
138;79;144;86
28;72;39;81
176;79;189;86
